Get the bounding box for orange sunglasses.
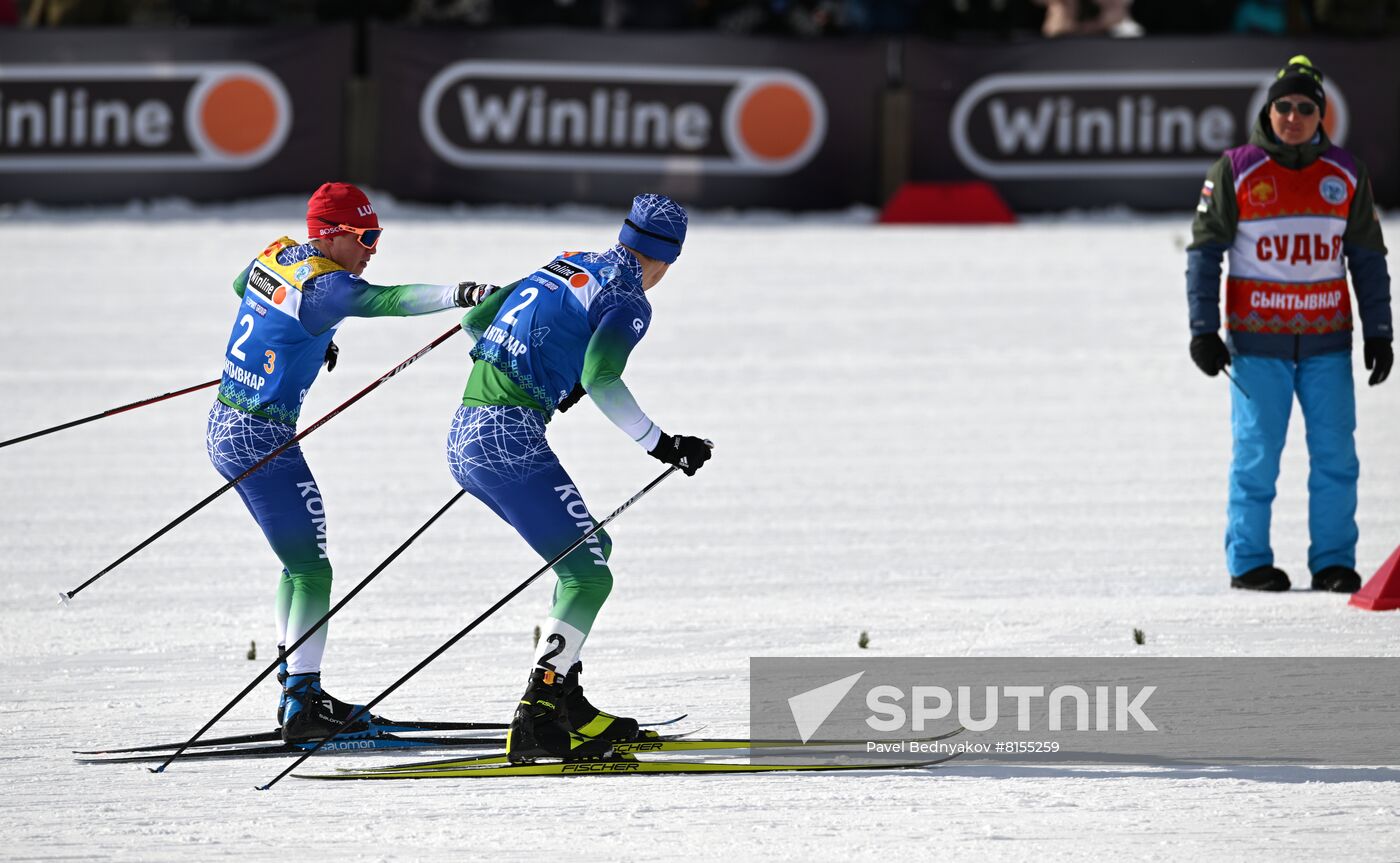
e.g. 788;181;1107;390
317;218;383;249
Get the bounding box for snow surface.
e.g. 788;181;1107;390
2;210;1399;861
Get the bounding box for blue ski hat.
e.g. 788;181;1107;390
618;194;687;264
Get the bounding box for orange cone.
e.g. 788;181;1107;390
1350;545;1400;611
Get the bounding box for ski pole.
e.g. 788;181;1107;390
1;379;220;449
59;325;463;604
258;459;696;790
1221;368;1252;401
151;489;467;773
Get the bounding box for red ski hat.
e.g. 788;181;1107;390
306;182;379;239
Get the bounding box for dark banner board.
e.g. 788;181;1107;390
906;38;1400;211
370;26;886;210
0;27;352;204
4;29;1394;213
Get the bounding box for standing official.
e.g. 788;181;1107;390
1186;56;1392;592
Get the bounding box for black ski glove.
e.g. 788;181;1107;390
323;341;339;372
454;281;498;308
1365;338;1393;386
1189;333;1231;377
556;383;587;414
648;433;711;477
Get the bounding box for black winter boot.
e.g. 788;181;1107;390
1311;566;1361;593
1230;565;1291;592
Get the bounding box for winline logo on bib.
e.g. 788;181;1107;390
0;63;292;172
420;60;827;175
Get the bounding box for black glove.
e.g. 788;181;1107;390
454;281;498;308
1189;333;1231;377
556;383;587;414
1365;338;1393;386
323;341;339;372
648;433;711;477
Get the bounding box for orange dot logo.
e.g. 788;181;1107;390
199;77;278;156
569;273;590;288
737;83;813;162
187;67;291;166
272;286;287;304
725;74;826;172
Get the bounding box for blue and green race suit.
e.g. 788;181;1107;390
209;237;459;679
446;244;657;678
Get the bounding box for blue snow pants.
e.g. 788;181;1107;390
1226;352;1359;577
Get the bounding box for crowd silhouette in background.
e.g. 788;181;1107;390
9;0;1400;37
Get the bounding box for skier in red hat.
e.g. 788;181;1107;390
208;182;496;743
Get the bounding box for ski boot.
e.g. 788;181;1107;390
280;672;374;744
566;662;640;743
506;667;614;763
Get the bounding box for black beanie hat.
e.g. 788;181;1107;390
1266;54;1327;117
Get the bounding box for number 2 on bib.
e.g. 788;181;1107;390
501;287;539;325
230;314;255;361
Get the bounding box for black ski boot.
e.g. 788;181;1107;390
1311;566;1361;593
566;662;640;743
1230;565;1291;592
506;667;613;763
280;672;374;743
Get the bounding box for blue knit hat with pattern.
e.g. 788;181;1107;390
618;194;687;264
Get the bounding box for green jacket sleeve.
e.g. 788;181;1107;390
1344;161;1388;255
1185;156;1236;334
1344;160;1393;340
232;262;251;299
1188;156;1237;250
580;304;660;450
330;279;457;320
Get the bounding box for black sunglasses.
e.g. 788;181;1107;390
1273;98;1318;117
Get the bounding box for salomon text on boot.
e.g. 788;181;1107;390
280;672;374;743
